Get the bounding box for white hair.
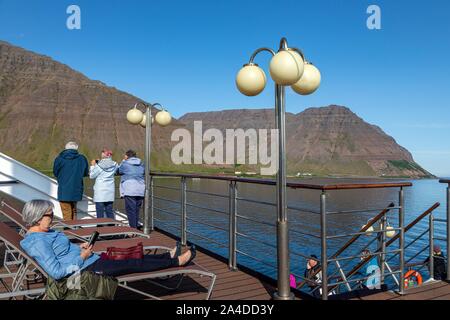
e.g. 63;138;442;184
65;141;79;150
22;200;54;227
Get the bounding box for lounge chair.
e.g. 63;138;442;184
1;200;127;229
0;201;148;241
0;221;216;300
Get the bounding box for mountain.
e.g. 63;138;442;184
0;40;184;171
179;107;433;178
0;41;433;178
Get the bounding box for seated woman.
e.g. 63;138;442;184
20;200;195;281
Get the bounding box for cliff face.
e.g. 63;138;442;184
0;41;183;171
180;107;432;178
0;41;432;178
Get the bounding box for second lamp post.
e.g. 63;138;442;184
236;37;321;300
126;102;172;235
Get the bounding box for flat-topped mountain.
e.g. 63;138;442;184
180;107;432;177
0;41;432;177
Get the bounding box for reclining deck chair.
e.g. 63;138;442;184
1;200;127;229
0;221;216;300
0;201;148;241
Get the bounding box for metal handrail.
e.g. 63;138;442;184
236;231;277;250
153;195;181;205
186;188;229;199
186;216;229;233
297;202;395;290
151;172;413;190
153;184;180;191
185;229;228;248
153;206;180;217
327;227;402;240
386;228;429;264
327;202;440;294
186;201;229;216
153;218;181;230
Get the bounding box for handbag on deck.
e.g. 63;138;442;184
100;242;144;260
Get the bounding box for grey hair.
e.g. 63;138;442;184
22;200;54;227
65;141;79;150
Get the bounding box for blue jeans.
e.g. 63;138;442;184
95;202;114;219
124;196;144;229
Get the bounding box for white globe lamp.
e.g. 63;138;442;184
269;49;304;85
236;64;267;96
127;107;144;125
155;109;172;127
291;62;321;95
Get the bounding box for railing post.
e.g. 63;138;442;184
228;181;237;270
447;184;450;281
379;215;387;284
181;177;187;246
149;176;154;231
429;213;434;280
399;187;405;294
320;191;328;300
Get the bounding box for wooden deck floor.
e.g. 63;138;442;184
114;230;279;300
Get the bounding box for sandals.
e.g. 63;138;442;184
184;245;196;266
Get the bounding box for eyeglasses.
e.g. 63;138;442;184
42;211;54;219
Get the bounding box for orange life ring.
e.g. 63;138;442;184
404;270;423;288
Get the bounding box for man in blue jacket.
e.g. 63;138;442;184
53;141;89;220
117;149;145;229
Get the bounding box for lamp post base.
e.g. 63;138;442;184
272;292;295;300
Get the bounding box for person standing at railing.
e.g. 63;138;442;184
53;141;89;221
89;149;118;219
424;245;447;280
117;150;145;229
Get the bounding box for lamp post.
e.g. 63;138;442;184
126;102;172;235
236;37;321;300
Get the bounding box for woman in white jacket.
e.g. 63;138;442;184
89;149;118;219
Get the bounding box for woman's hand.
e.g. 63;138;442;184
80;244;93;260
80;242;90;250
90;160;97;166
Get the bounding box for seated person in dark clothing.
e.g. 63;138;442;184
304;254;322;297
425;245;447;280
20;200;196;281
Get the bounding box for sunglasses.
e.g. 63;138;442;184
42;211;54;219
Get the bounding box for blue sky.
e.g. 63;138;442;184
0;0;449;176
